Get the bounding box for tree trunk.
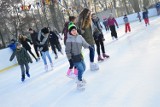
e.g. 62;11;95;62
0;30;6;48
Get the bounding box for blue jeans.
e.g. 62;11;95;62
74;60;86;81
89;45;95;62
41;51;52;65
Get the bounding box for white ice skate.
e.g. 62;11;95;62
90;62;99;71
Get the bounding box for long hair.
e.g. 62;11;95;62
78;8;91;29
18;35;27;41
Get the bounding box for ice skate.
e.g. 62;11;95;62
74;68;78;76
103;53;110;58
90;62;99;71
98;55;104;61
44;65;48;71
77;80;85;91
55;54;58;59
67;69;77;79
26;72;30;77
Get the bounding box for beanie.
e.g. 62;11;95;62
68;22;77;34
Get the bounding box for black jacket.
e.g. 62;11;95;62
30;31;38;45
48;31;59;44
19;38;32;50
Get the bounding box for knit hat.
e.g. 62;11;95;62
41;27;49;34
68;22;77;34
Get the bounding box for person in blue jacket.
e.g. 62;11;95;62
8;39;16;52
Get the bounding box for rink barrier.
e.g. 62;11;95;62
0;48;18;72
0;64;18;73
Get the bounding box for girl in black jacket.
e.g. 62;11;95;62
18;35;38;62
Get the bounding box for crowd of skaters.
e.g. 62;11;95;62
8;7;151;89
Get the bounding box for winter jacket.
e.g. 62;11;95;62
103;20;108;27
10;47;32;65
65;34;90;61
123;16;129;24
19;38;32;50
107;18;118;27
37;32;49;52
30;31;38;45
48;31;59;45
8;43;16;51
143;11;148;19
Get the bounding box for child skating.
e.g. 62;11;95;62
65;23;92;90
123;14;131;33
9;42;32;82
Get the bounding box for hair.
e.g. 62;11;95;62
41;27;49;34
78;8;91;29
69;16;76;22
29;28;33;31
18;34;27;41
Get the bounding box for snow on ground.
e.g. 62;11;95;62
0;16;160;107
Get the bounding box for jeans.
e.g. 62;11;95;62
89;45;95;62
74;60;86;81
20;63;29;78
41;51;52;65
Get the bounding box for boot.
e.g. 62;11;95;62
55;54;58;59
74;68;78;76
44;65;48;71
90;62;99;71
26;72;30;77
98;55;104;61
67;69;72;76
21;75;25;82
103;53;110;58
50;63;54;69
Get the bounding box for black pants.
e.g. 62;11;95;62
33;45;41;58
27;49;37;60
95;38;105;56
109;25;118;38
51;42;62;55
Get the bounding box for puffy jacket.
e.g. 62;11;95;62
65;34;90;60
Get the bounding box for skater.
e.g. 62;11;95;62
65;23;91;89
18;35;38;62
156;2;160;15
48;27;63;59
93;28;110;61
107;13;119;40
123;14;131;33
9;42;32;82
77;8;99;71
142;8;149;26
91;13;109;61
8;39;16;52
102;17;109;31
137;12;141;22
29;28;41;60
37;27;53;71
62;16;78;78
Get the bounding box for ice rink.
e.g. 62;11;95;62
0;16;160;107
